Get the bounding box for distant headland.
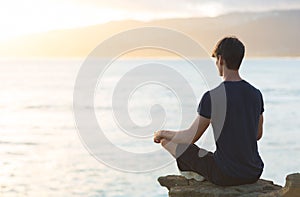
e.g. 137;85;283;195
0;10;299;58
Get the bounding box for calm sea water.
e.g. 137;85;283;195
0;58;299;196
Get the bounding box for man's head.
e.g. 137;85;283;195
212;36;245;71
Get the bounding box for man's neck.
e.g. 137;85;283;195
222;69;242;81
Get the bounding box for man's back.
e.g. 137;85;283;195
199;80;264;179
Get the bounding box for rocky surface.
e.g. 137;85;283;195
158;173;300;197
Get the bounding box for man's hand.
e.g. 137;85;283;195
257;114;264;140
153;130;164;143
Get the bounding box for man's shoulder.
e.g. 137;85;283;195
207;80;262;98
224;80;261;92
242;80;263;95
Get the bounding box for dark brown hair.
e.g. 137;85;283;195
212;36;245;70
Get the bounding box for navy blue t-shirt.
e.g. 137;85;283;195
197;80;264;179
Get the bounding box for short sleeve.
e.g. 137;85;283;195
197;91;211;119
259;91;264;114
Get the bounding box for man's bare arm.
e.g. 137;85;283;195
154;115;210;144
257;114;263;141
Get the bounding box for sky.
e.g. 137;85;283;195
0;0;299;41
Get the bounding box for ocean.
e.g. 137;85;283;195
0;58;299;196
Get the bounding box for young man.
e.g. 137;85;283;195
154;37;264;186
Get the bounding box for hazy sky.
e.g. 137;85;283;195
0;0;299;40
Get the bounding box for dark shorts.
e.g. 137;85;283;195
175;143;259;186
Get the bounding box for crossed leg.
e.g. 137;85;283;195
160;138;178;157
160;139;206;182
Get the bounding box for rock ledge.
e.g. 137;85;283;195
158;173;300;197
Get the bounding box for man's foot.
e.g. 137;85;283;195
179;170;205;182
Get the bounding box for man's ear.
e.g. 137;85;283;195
218;55;224;66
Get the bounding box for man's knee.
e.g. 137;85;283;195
160;138;177;157
160;138;169;147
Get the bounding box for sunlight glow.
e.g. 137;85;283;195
190;2;223;18
0;0;226;42
0;0;126;41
